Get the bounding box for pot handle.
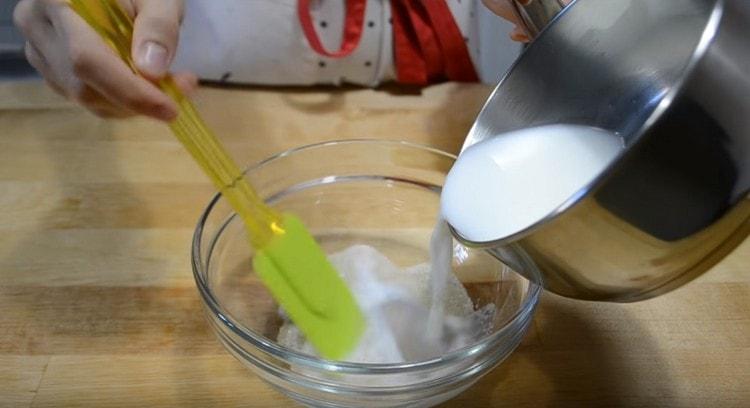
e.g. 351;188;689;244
509;0;569;38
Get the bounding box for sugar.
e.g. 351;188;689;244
276;235;485;363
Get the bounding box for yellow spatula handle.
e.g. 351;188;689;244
69;0;282;248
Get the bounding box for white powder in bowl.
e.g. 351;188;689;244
277;241;493;363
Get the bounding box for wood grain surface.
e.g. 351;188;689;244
0;81;747;407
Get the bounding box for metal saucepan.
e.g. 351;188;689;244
453;0;750;301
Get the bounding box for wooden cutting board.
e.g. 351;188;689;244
0;81;747;407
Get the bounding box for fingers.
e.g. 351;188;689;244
52;4;179;120
482;0;531;42
14;0;183;121
510;27;530;43
27;40;136;118
172;71;199;95
25;41;65;96
132;0;184;79
89;104;136;119
17;0;193;121
84;71;197;119
13;0;55;56
23;41;46;76
483;0;573;42
77;86;138;118
482;0;519;23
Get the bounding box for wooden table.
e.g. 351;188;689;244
1;81;747;407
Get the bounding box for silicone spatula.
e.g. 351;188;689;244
69;0;364;359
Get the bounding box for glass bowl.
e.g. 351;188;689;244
192;140;541;407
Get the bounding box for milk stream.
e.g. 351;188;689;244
279;124;624;363
426;218;453;340
277;242;481;363
442;124;624;242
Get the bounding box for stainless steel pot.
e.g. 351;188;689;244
454;0;750;301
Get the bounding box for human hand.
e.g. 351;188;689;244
13;0;197;121
482;0;572;42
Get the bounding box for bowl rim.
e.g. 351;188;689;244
191;139;542;373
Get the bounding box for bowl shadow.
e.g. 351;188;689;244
442;292;675;407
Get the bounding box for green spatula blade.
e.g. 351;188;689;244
253;214;365;360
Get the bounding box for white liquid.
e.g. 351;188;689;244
426;218;453;338
442;124;624;242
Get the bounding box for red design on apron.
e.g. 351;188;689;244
298;0;478;84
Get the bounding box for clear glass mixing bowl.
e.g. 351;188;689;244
192;140;541;407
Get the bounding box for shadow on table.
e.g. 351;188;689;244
443;293;674;407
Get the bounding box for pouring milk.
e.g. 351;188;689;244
442;124;624;243
278;124;624;363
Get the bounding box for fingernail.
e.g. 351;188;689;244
136;41;169;77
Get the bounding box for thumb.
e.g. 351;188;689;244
132;0;184;79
